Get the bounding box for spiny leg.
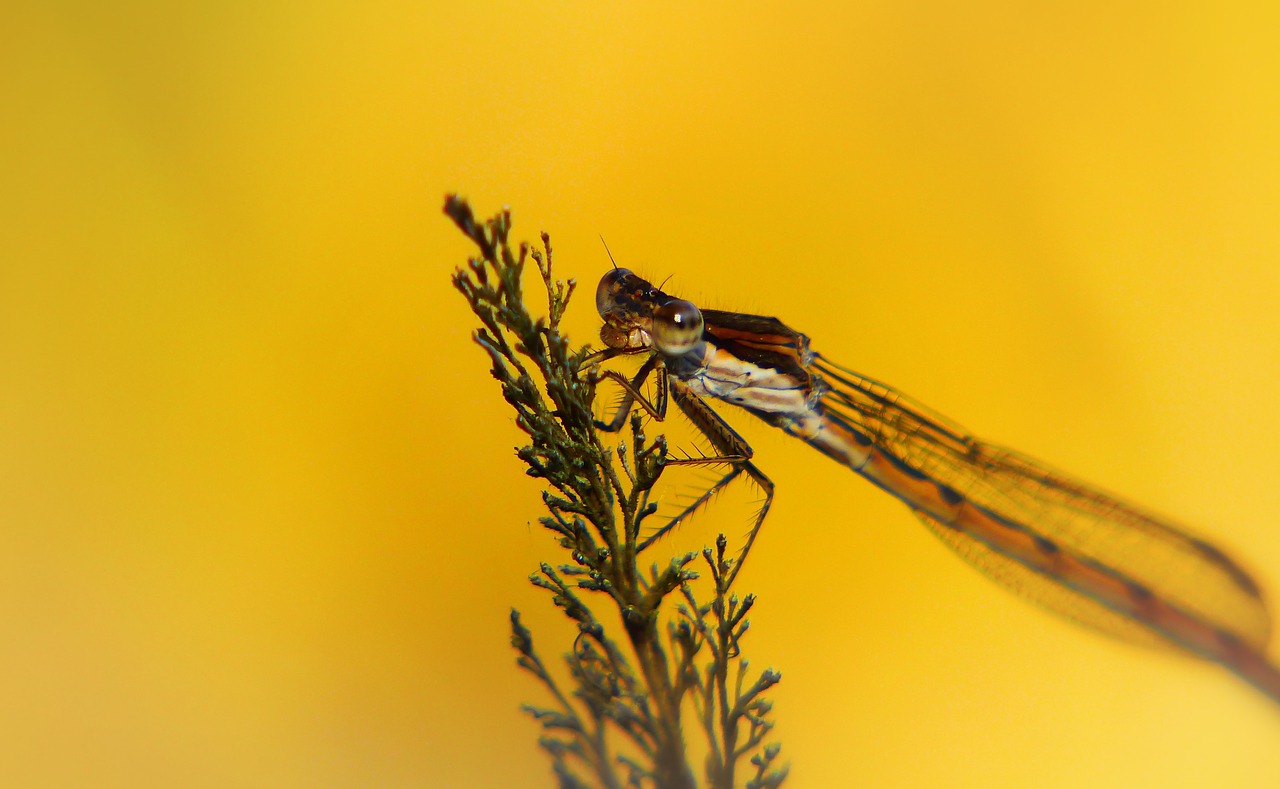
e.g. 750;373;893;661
724;462;773;588
594;353;664;432
667;378;775;586
638;462;744;552
638;457;774;587
592;356;775;583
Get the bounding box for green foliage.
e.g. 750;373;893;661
446;195;787;789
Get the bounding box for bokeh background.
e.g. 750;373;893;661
5;1;1280;786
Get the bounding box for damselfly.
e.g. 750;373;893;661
589;266;1280;704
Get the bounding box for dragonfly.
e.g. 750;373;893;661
588;264;1280;705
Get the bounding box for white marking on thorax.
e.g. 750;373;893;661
685;346;811;414
678;341;874;466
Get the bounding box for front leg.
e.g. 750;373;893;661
594;354;666;432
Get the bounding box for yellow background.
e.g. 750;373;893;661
5;1;1280;786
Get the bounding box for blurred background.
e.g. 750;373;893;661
5;1;1280;786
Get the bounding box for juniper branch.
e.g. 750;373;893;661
446;195;786;788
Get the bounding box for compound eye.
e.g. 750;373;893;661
652;299;704;355
595;268;633;318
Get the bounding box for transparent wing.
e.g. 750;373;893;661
914;510;1177;649
814;354;1272;651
